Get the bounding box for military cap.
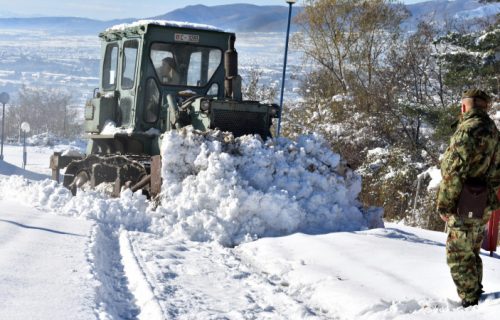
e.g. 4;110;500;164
462;89;491;104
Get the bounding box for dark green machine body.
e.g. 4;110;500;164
51;21;279;196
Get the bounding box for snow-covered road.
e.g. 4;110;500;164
122;231;319;319
0;199;95;319
124;225;500;319
1;134;500;319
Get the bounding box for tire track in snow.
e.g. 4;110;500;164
234;251;336;320
119;230;165;320
88;225;140;319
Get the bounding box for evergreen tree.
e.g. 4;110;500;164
436;19;499;96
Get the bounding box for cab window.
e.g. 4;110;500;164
103;43;118;91
186;49;222;87
150;42;222;87
121;40;139;89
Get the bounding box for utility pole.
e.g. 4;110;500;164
0;92;10;161
276;0;296;137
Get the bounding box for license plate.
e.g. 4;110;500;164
175;33;200;43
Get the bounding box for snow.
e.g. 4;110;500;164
368;147;389;157
419;166;442;191
0;156;48;180
119;231;164;320
154;128;380;246
124;231;318;319
0;200;95;319
178;89;198;96
106;20;224;33
454;3;500;20
0;131;499;319
122;223;500;319
0;144;57;178
100;120;133;135
332;94;354;102
237;224;500;319
100;120;159;136
494;110;500;122
144;128;161;136
61;146;85;157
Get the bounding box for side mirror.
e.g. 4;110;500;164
93;88;101;99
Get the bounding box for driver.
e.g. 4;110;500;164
158;57;180;84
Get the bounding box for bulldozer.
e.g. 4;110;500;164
50;20;279;197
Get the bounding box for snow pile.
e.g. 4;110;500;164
27;132;55;146
0;128;383;246
0;176;151;231
26;132;85;148
153;127;383;246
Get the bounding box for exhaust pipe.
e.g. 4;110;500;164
224;35;241;100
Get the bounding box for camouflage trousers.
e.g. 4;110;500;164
446;217;485;302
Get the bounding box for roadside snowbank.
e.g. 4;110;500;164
236;223;500;319
153;128;383;246
0;176;151;231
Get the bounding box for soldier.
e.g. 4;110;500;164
437;89;500;308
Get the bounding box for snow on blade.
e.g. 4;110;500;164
153;127;383;246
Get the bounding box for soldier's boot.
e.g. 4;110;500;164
461;299;478;308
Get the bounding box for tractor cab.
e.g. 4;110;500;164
84;20;278;157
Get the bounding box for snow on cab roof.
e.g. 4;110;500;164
106;19;225;33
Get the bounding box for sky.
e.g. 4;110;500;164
0;0;430;20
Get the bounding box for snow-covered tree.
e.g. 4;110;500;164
5;86;81;140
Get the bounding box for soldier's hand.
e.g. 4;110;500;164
440;214;450;222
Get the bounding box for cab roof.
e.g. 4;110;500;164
100;20;226;40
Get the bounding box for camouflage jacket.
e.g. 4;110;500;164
437;108;500;223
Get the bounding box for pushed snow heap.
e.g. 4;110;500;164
153;127;383;246
0;128;383;247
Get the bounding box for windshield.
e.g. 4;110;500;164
150;42;222;87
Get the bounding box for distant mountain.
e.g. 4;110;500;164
0;1;497;35
150;4;302;32
404;0;500;29
0;17;133;35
